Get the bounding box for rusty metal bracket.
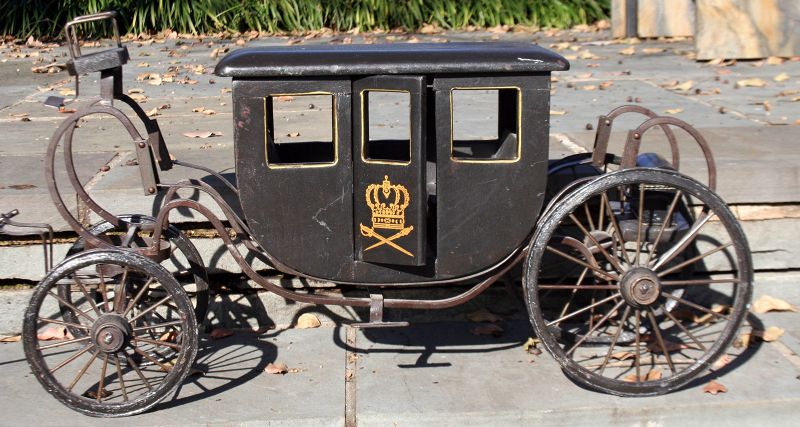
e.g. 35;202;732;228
591;105;679;169
351;294;410;329
0;209;55;273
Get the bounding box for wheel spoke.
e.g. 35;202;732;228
663;306;707;351
598;306;631;374
37;317;89;330
125;353;153;390
67;351;98;392
96;354;109;402
602;192;632;265
73;275;101;316
47;291;95;323
645;190;682;263
647;308;676;374
133;336;182;351
567;299;625;355
634;309;641;381
132;320;184;332
114;355;129;402
657;242;733;277
546;293;621;327
48;344;95;374
634;185;645;265
132;345;173;373
123;277;155;317
556;268;589;319
37;336;91;351
651;211;715;270
661;278;743;286
661;292;732;321
545;245;618;282
584;202;596;231
129;294;174;323
568;213;624;272
113;267;129;314
99;269;111;313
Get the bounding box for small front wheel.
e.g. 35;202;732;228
524;168;752;396
23;249;198;417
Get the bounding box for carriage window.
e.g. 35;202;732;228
361;90;411;164
450;87;520;162
266;93;336;166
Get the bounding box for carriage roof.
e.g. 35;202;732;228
214;42;569;77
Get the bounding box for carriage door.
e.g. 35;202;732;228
353;76;427;266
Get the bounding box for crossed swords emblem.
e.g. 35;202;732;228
360;224;414;257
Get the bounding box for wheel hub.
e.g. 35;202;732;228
91;314;131;353
620;267;661;308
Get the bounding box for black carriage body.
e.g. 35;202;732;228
216;42;568;284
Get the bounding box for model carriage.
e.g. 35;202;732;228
10;12;751;416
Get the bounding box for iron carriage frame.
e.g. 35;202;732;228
10;12;752;417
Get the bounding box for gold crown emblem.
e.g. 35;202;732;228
365;175;410;230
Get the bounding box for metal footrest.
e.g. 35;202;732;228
350;294;409;329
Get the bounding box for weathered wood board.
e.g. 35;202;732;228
696;0;800;59
612;0;695;38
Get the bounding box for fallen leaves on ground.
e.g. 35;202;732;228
209;328;234;340
643;48;666;54
159;331;177;342
296;313;321;329
703;380;728;395
31;63;66;74
145;107;160;117
550;110;567;116
667;80;694;92
37;326;74;341
752;294;797;314
774;73;791;82
623;368;661;382
756;326;784;342
523;337;541;355
619;47;636;56
735;78;767;88
466;308;501;323
664;108;683;115
734;332;751;348
0;335;21;343
265;362;289;374
183;131;223;138
610;351;634;361
191;107;216;115
766;56;785;65
712;354;732;370
470;323;504;337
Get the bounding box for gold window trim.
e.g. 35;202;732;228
263;91;338;169
449;86;522;164
359;88;413;166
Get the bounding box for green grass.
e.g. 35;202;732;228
0;0;609;39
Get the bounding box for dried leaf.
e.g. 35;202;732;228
610;351;634;361
757;326;784;342
735;78;767;88
145;107;159;117
192;107;206;113
287;132;301;137
523;337;540;353
127;87;144;94
0;335;21;343
296;313;321;329
733;332;751;348
672;80;694;91
265;362;288;374
582;85;597;91
129;93;148;102
752;295;798;313
599;81;613;90
708;58;725;65
467;308;501;323
766;56;785;65
712;354;732;370
419;23;441;34
182;131;223;138
209;328;234;339
646;368;662;381
550;110;567;116
643;48;665;54
774;73;791;82
579;50;598;60
703;380;728;395
619;47;636;56
84;388;112;399
664;108;684;115
37;326;74;341
203;109;216;115
158;331;177;342
8;184;37;190
470;323;504;337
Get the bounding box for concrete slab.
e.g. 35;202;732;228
353;320;800;426
0;327;346;426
